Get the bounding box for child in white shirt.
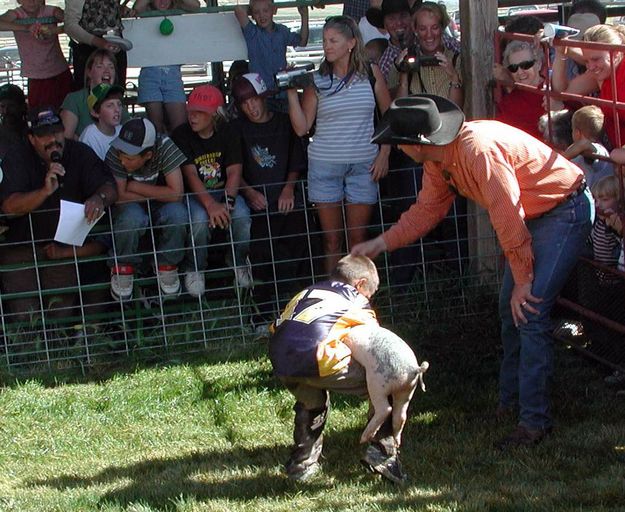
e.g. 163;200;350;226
79;83;124;160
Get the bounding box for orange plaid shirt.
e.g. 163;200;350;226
383;120;584;285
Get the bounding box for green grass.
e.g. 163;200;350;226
1;320;624;512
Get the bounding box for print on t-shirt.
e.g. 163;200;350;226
194;151;224;189
251;145;277;169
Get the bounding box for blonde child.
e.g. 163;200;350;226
234;0;309;112
170;85;252;292
589;175;622;269
608;147;625;272
133;0;200;133
564;105;613;188
0;0;71;109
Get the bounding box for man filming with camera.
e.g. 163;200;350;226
366;0;414;81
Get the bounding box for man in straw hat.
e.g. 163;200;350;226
352;94;594;449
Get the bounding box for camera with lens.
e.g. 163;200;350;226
274;63;315;90
396;50;441;73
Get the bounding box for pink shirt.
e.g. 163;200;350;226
12;5;68;79
383;121;584;285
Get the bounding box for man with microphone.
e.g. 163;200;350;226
0;106;117;324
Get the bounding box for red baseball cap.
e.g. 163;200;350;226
187;85;225;114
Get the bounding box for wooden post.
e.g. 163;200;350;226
459;0;500;284
459;0;497;119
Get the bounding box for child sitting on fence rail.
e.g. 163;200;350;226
105;117;194;301
171;84;252;293
234;0;309;113
229;72;309;332
132;0;201;134
79;83;125;160
0;0;71;110
564;105;613;189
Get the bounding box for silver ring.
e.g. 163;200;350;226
521;301;528;307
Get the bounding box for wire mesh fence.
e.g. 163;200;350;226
0;167;505;374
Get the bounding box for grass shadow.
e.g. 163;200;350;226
24;426;455;510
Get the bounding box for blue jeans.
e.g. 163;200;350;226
110;201;188;268
498;188;594;430
185;193;251;268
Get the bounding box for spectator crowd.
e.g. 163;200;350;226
0;0;624;340
2;0;625;480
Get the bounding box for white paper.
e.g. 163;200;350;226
54;200;105;247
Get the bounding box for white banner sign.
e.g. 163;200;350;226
124;12;248;67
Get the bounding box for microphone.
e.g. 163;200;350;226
397;31;406;50
543;23;580;40
50;150;63;188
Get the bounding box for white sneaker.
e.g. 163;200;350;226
184;271;205;297
234;257;253;289
111;265;134;301
157;265;181;296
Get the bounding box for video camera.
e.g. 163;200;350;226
274;63;315;90
394;31;441;73
397;52;441;73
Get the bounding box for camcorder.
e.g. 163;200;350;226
397;51;441;73
394;31;441;73
274;63;315;90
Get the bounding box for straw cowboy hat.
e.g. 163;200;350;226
371;94;465;146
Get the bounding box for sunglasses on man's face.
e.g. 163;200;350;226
506;60;536;73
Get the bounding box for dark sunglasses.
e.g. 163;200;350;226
506;60;536;73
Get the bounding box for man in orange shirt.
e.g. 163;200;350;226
352;94;594;449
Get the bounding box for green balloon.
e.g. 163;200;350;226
160;18;174;36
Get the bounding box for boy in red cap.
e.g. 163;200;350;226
171;84;252;293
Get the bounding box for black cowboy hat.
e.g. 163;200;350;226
365;0;412;29
371;94;464;146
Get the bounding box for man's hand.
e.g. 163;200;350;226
84;193;105;223
44;163;65;195
278;186;294;213
206;201;231;229
43;242;71;260
351;236;387;258
246;188;268;211
510;282;542;327
94;35;121;53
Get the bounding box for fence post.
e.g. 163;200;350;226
460;0;500;283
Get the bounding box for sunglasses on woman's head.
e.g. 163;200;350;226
325;15;356;36
507;60;536;73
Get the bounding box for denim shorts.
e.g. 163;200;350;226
137;65;186;104
307;158;379;204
